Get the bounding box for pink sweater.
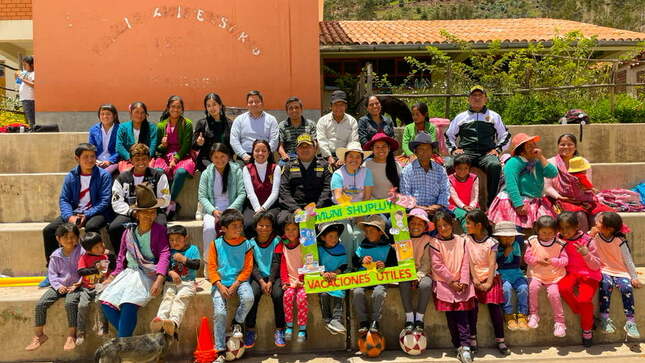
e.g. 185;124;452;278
430;235;476;303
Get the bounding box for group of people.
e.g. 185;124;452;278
25;86;639;363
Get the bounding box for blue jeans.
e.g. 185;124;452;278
212;281;254;351
599;273;635;317
101;303;139;337
502;277;529;315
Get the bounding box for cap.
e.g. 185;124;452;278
330;90;348;104
296;133;315;147
469;85;486;95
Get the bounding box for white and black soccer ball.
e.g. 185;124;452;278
224;334;245;361
399;329;427;356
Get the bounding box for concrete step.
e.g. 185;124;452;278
2;212;645;279
1;275;643;362
2;163;643;224
0;280;345;362
2;124;644;173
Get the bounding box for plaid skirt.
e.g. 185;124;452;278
435;297;476;312
475;275;505;304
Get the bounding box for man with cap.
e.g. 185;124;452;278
400;132;450;215
445;86;511;207
316;90;359;168
278;133;333;226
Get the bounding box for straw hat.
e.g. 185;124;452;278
130;183;166;210
317;222;345;238
493;221;524;237
336;141;372;161
568;157;591;173
358;215;387;235
510;133;541;156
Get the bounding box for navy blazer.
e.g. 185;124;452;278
88;122;120;164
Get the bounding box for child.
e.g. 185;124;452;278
245;212;286;348
568;157;595;191
399;208;432;332
464;210;509;356
25;223;82;351
76;232;112;345
317;222;348;335
448;154;479;231
352;215;398;334
591;212;641;338
277;214;309;342
151;225;201;336
430;211;476;363
556;211;601;347
493;221;529;331
524;216;568;337
208;209;254;362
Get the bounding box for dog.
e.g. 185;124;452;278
94;331;177;363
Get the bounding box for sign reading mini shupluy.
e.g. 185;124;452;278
300;199;417;293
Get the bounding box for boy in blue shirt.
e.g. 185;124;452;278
317;222;348;335
150;225;201;336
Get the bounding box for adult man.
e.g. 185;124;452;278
108;143;170;256
230;90;279;163
316;90;358;168
278;96;317;163
445;85;511;206
400;132;450;215
41;143;113;284
278;133;332;226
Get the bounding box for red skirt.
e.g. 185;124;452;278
556;199;614;215
475;276;504;304
435;297;476;312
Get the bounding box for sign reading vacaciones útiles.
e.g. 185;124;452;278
302;199;418;293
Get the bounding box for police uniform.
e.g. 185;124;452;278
277;156;332;226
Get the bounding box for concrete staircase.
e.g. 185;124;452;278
0;124;644;362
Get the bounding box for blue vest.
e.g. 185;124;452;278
355;243;391;271
215;238;251;287
251;236;280;278
319;243;347;298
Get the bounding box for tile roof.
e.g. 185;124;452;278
319;18;645;46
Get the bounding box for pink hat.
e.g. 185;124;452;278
408;208;435;231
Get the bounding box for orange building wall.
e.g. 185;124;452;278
0;0;32;20
33;0;321;112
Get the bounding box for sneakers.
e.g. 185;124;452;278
214;353;227;363
599;317;617;334
516;314;529;331
284;327;294;341
404;321;415;332
195;202;204;221
162;319;176;337
326;319;347;335
244;330;256;348
296;329;307;343
38;277;50;288
232;323;243;339
25;334;48;351
505;314;518;331
75;333;85;346
553;322;566;337
457;346;473;363
358;321;370;334
149;316;163;332
528;314;540;329
274;329;286;347
414;320;425;333
625;321;641;339
369;321;380;333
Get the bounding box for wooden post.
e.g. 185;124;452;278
444;63;452;119
366;62;373;95
610;63;617;113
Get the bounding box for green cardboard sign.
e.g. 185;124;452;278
304;260;417;293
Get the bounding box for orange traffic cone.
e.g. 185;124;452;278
194;316;216;363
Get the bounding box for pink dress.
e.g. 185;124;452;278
150;123;196;177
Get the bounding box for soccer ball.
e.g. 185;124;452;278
224;335;245;361
399;329;427;356
358;331;386;358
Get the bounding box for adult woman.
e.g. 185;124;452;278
401;102;437;159
488;133;558;229
357;96;395;146
151;96;196;218
99;183;169;337
88;104;120;174
331;141;374;262
193;93;232;172
362;132;401;200
544;133;614;231
242;139;281;235
116;102;158;172
198;143;246;259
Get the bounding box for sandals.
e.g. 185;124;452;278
25;334;48;351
